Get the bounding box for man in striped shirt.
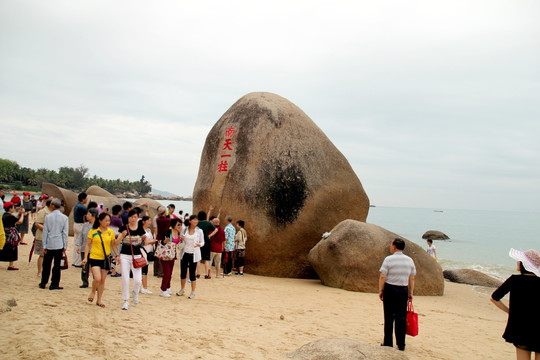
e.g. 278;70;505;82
379;238;416;351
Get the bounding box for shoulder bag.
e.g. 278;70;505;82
98;231;112;271
128;227;148;268
155;234;176;261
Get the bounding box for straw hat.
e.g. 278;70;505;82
509;248;540;277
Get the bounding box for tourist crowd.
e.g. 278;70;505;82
0;190;248;310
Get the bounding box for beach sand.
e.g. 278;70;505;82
0;236;513;360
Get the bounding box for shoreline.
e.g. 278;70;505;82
0;235;513;359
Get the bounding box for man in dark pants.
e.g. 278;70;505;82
379;238;416;351
39;198;69;290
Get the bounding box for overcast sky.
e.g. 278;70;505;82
1;1;539;212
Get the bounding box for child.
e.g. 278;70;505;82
426;239;437;261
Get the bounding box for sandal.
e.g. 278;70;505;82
205;275;211;279
96;303;106;308
88;297;94;303
196;274;201;279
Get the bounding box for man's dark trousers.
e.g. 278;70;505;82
382;283;409;349
40;249;63;287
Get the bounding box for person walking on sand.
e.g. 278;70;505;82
34;199;53;276
17;192;33;245
39;199;68;290
176;215;204;299
378;238;416;351
72;192;88;267
235;220;247;276
154;206;170;279
158;218;182;298
76;207;98;288
115;210;147;310
82;212;119;308
426;239;437;260
140;215;156;294
0;202;25;270
491;248;540;360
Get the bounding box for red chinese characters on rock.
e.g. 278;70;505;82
217;126;236;173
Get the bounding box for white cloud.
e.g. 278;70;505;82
1;0;539;211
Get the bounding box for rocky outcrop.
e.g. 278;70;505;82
285;338;409;360
443;269;502;288
308;220;444;295
193;92;370;278
422;230;449;240
86;185;114;197
41;184;162;235
42;183;78;217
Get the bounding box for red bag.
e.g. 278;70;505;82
128;227;148;269
406;301;418;337
60;252;69;270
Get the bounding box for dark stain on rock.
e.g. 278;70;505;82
260;160;308;226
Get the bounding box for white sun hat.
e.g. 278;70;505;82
509;248;540;277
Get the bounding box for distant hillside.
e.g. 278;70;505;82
152;188;179;197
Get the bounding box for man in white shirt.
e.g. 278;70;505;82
379;238;416;351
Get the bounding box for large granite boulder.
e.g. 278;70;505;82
443;269;502;288
308;220;444;295
285;338;409;360
422;230;449;240
193;92;370;278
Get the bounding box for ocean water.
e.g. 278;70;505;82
366;206;540;281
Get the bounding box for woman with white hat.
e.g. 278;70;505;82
491;248;540;360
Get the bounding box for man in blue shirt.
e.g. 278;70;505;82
39;198;69;290
72;192;88;267
223;216;236;276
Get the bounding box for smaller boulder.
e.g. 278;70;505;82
443;269;502;288
285;338;409;360
422;230;449;240
308;220;444;295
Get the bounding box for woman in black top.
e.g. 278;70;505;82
0;202;25;270
115;209;146;310
491;248;540;359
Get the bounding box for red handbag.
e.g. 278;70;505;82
128;227;148;269
406;301;418;337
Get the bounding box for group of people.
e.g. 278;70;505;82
33;192;249;310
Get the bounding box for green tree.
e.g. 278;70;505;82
0;158;20;182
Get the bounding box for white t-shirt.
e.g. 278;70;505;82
183;232;196;254
427;244;437;258
144;229;154;253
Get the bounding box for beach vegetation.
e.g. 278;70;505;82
0;158;152;195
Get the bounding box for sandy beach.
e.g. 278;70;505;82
0;236;513;360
